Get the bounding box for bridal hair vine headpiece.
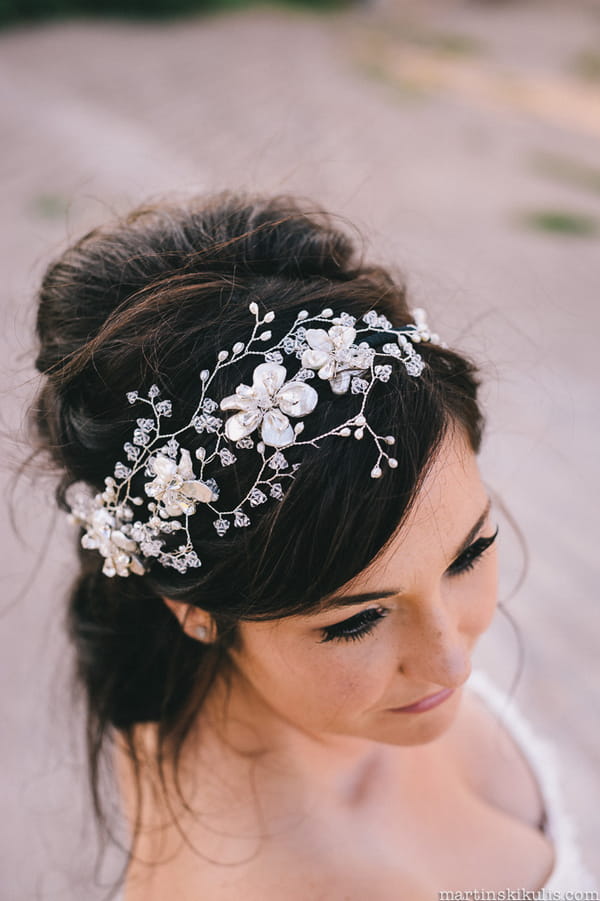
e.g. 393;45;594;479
66;305;441;578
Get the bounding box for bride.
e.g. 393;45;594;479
29;191;596;899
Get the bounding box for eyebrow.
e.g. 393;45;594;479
321;497;492;612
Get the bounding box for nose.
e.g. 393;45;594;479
399;599;472;690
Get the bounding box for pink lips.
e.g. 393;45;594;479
390;688;454;713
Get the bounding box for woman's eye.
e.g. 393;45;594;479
319;527;499;644
447;525;499;577
319;606;388;644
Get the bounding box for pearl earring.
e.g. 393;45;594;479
194;625;209;641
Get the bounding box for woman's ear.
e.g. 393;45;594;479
163;598;218;643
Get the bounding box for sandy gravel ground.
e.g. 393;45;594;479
1;2;599;897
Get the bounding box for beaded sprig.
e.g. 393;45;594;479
66;304;440;577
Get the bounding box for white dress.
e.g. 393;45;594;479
468;668;598;893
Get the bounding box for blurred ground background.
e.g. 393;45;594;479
1;0;599;898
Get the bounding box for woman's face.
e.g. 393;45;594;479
226;427;498;748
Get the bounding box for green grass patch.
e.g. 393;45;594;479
355;58;430;101
382;22;483;58
520;208;598;237
0;0;346;27
410;30;482;58
571;48;600;83
31;193;71;219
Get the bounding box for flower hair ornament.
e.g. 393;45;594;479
66;305;442;578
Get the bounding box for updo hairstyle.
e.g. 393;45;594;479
30;191;483;836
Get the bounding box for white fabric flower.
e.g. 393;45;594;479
145;448;218;516
301;325;374;395
80;503;145;578
220;362;318;448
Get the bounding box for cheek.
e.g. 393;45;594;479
237;631;393;725
305;643;394;715
459;551;499;636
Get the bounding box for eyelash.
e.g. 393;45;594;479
319;605;389;644
320;526;499;645
447;525;499;576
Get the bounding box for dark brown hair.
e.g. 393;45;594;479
29;190;484;878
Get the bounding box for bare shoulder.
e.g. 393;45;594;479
444;684;546;830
